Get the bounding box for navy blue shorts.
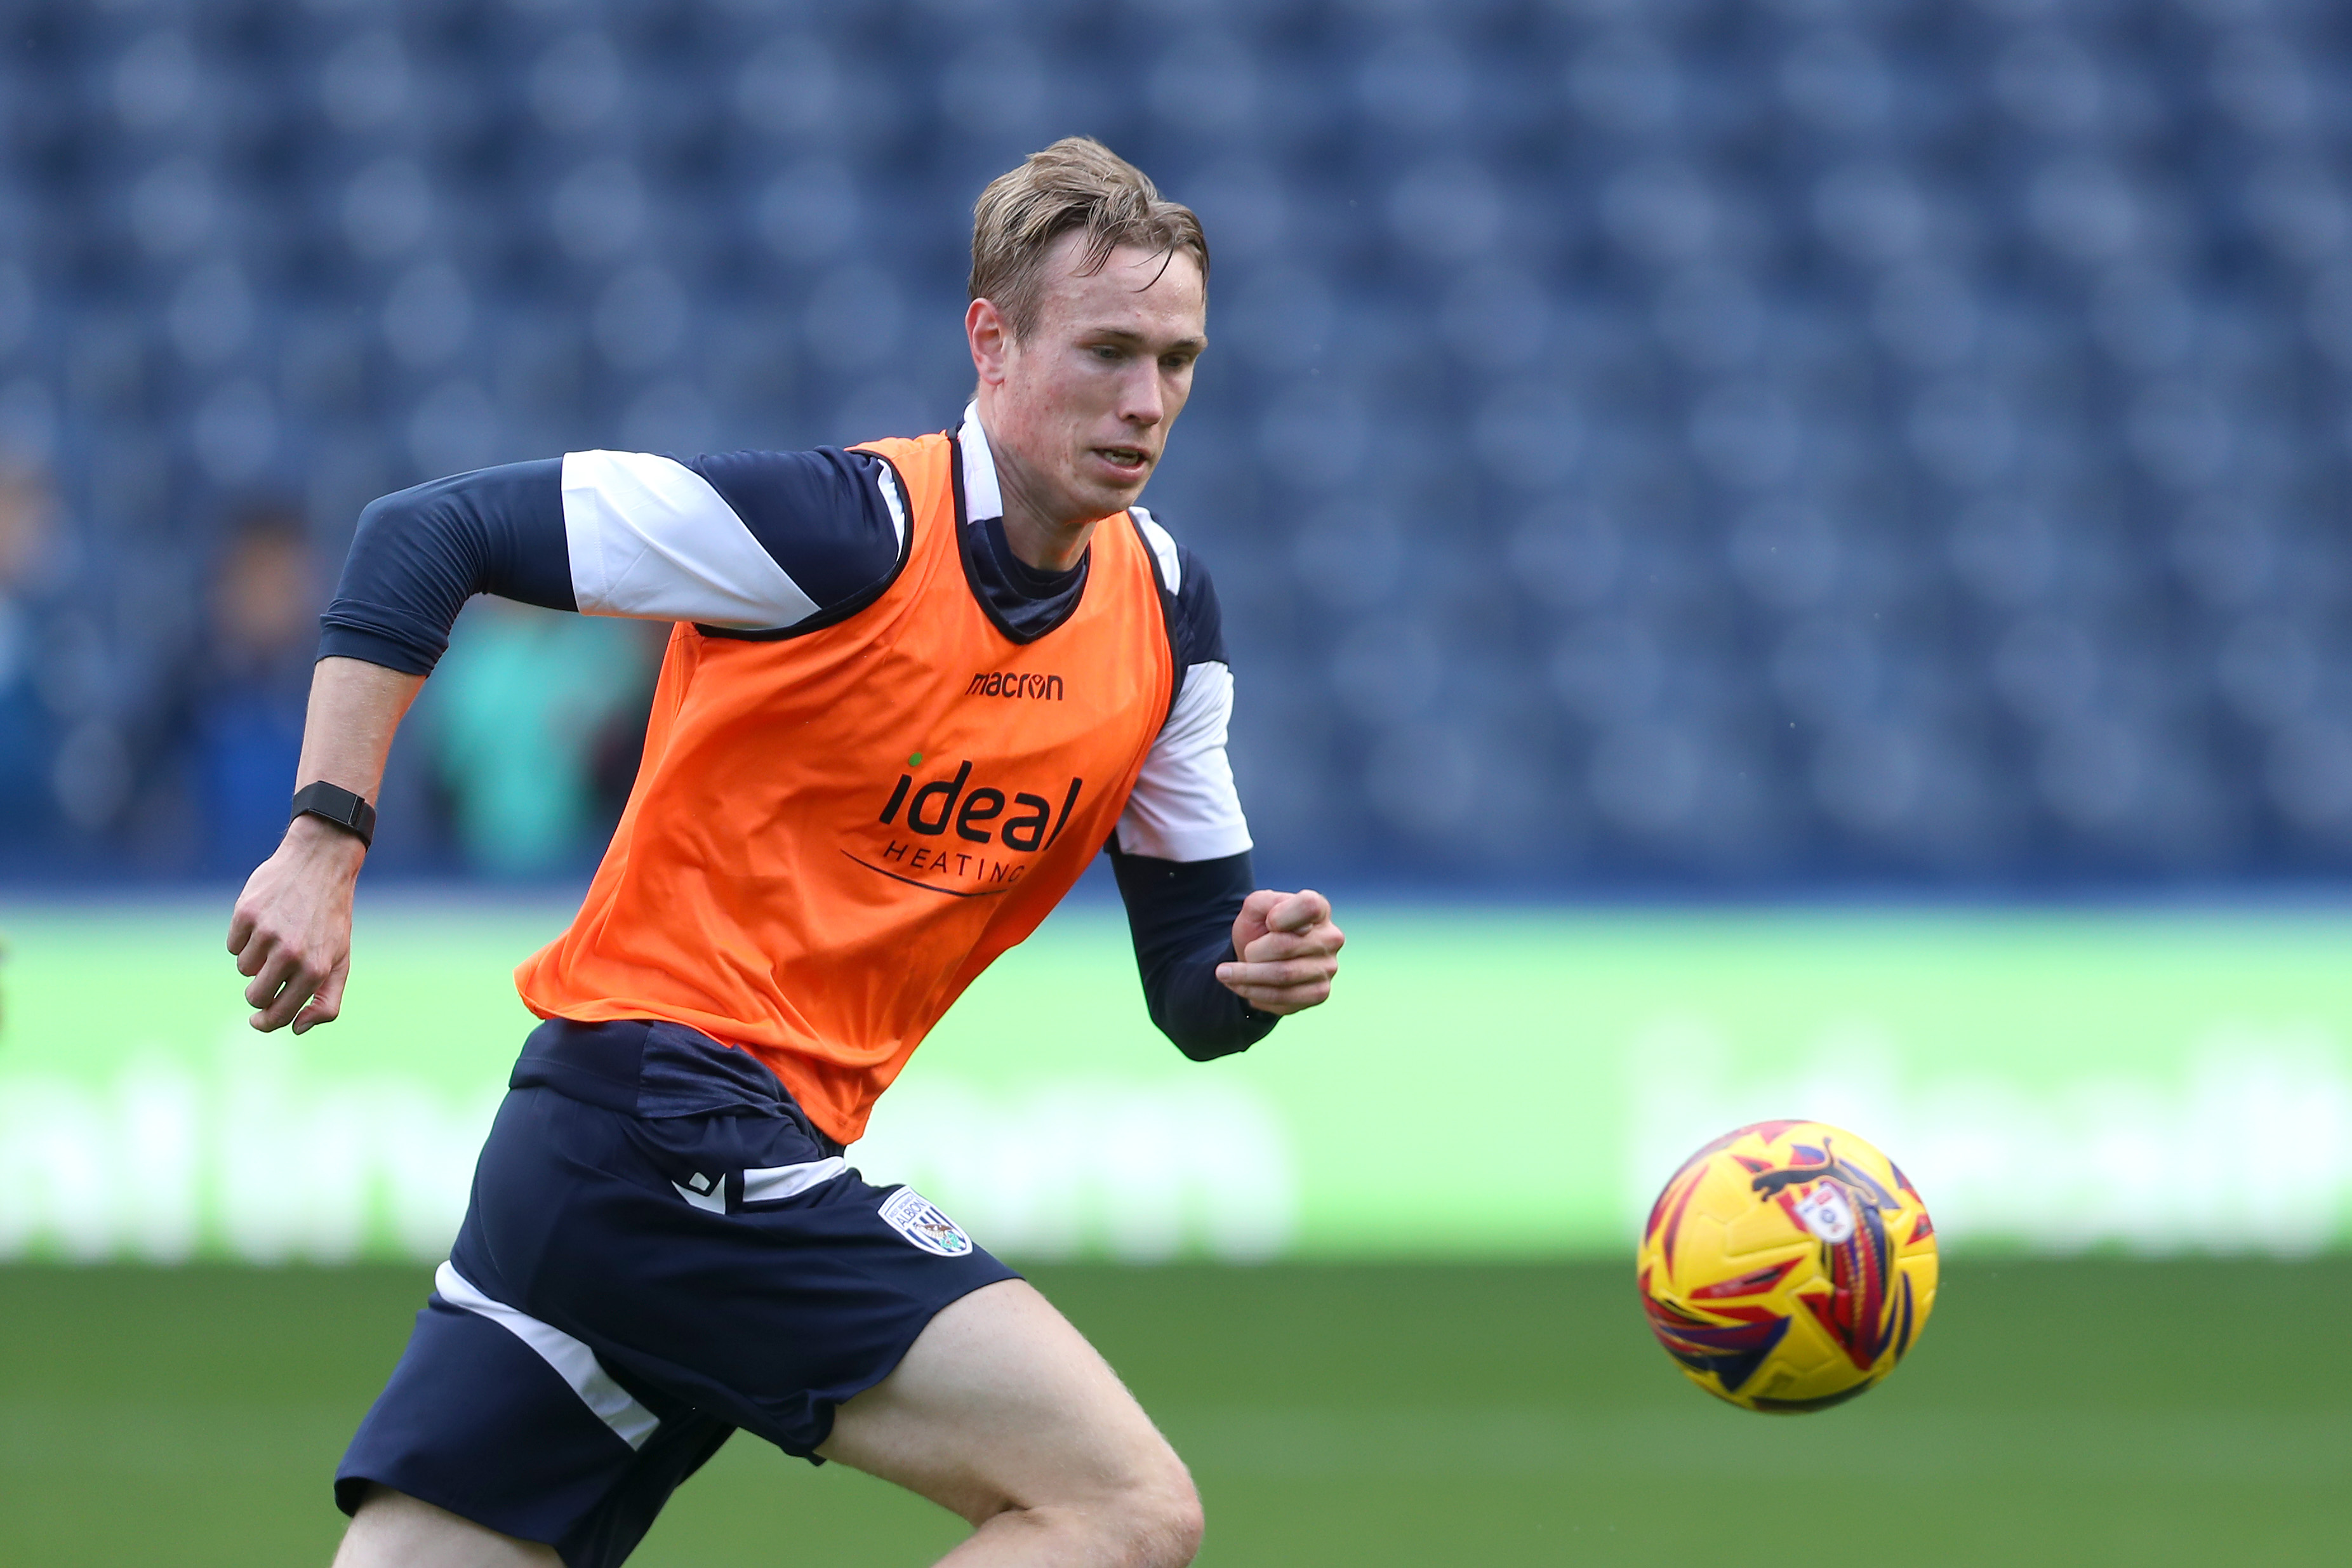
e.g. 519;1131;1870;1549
336;1018;1018;1568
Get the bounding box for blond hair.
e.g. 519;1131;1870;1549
969;137;1208;340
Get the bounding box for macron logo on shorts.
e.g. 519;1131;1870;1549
879;1187;973;1256
672;1157;847;1214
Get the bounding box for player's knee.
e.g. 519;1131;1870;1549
1148;1477;1206;1566
1110;1447;1203;1567
992;1447;1198;1566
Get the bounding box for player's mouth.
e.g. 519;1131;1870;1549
1091;445;1153;481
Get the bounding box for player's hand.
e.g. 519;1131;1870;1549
225;815;366;1035
1217;889;1343;1015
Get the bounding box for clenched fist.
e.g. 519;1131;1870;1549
1216;889;1344;1015
226;814;365;1033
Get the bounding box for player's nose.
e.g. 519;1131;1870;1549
1115;366;1166;427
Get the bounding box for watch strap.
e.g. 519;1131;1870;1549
290;781;376;849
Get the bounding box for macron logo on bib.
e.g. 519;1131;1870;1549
967;670;1066;700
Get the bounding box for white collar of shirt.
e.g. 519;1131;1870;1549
957;402;1004;524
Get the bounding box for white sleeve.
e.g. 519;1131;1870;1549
559;449;905;629
1116;661;1254;862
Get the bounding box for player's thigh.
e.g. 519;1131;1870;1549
333;1485;560;1568
817;1278;1195;1527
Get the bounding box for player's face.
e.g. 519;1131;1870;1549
980;235;1207;531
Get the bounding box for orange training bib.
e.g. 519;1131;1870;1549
514;432;1176;1143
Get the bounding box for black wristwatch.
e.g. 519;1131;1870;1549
290;781;377;849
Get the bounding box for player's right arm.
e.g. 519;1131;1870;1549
226;656;420;1033
226;449;907;1034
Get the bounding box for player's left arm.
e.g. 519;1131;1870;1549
1111;531;1342;1054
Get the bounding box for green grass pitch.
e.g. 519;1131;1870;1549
2;1258;2346;1565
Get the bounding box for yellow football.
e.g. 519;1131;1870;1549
1637;1120;1939;1412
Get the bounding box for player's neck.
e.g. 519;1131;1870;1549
982;425;1098;575
996;502;1095;576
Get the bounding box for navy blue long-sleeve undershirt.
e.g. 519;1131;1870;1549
318;460;574;674
1110;845;1280;1060
317;450;1274;1063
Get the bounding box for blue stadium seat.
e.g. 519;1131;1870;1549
12;0;2352;882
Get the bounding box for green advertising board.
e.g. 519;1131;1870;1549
2;898;2348;1263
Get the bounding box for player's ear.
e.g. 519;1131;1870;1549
967;297;1012;386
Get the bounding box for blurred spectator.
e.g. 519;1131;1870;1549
422;602;658;878
0;455;65;858
192;503;319;874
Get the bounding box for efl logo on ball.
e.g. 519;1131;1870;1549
1637;1120;1938;1414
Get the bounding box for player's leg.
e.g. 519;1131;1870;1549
332;1485;559;1568
819;1278;1204;1568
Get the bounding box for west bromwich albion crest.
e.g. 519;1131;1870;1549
879;1186;973;1256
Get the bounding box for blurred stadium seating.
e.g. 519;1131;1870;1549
0;0;2348;889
